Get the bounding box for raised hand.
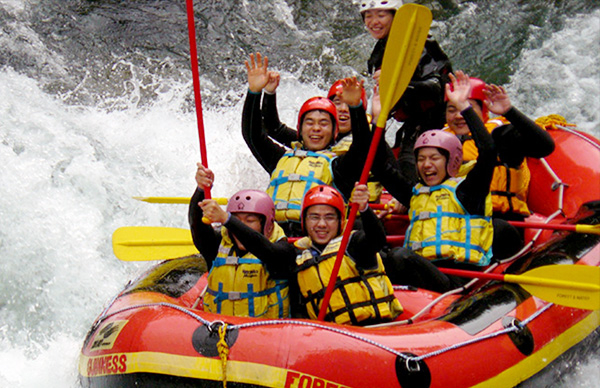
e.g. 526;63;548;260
445;70;472;111
195;163;214;190
245;52;270;93
484;84;512;115
339;76;365;107
264;71;280;94
351;183;370;212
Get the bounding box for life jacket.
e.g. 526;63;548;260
444;119;531;216
404;178;494;266
331;134;383;203
266;142;337;223
203;223;289;318
293;235;402;325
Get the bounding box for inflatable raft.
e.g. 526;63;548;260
78;125;600;388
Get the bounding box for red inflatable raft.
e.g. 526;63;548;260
79;125;600;388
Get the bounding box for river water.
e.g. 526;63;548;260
0;0;598;387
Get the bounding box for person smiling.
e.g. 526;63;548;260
371;71;497;293
241;53;371;236
196;179;402;325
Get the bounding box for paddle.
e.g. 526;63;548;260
439;266;600;310
317;4;433;321
112;226;405;262
133;196;228;205
370;210;600;235
185;0;211;199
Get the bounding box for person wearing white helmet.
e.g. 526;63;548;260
359;0;453;166
369;71;497;293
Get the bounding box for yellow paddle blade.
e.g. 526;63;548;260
505;265;600;310
133;196;228;205
576;224;600;235
376;4;432;128
112;226;199;261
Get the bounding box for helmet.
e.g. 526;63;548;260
327;79;368;109
446;77;489;121
301;185;346;232
414;130;463;177
297;97;339;142
359;0;403;13
227;190;275;236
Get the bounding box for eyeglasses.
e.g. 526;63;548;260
306;214;339;223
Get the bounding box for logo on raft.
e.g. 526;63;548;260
284;370;351;388
87;354;127;376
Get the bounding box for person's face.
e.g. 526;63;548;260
231;212;263;250
363;10;394;40
331;95;351;135
305;205;340;245
301;110;334;151
445;99;484;135
417;147;448;186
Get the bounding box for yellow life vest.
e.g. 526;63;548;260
444;119;531;216
405;178;494;266
294;235;402;325
331;135;383;203
203;223;289;318
266;142;337;223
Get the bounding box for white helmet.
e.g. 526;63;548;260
359;0;403;13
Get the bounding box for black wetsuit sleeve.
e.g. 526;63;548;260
332;103;375;200
188;187;220;269
223;216;296;278
493;107;555;167
369;127;414;207
241;91;286;173
347;207;387;269
261;92;297;147
456;107;496;215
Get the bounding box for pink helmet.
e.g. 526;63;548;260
327;79;368;109
446;77;489;121
297;97;339;141
414;130;463;177
227;190;275;236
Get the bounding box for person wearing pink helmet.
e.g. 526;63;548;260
368;71;497;293
241;53;372;236
195;176;402;325
189;163;290;319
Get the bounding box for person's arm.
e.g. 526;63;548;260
241;91;286;173
261;91;298;147
496;107;555;162
223;216;296;278
188;187;220;269
346;184;386;269
484;83;555;165
456;106;496;215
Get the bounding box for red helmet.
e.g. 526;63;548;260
227;189;275;236
301;185;346;232
446;77;489;122
414;130;463;177
327;79;368;109
297;97;339;142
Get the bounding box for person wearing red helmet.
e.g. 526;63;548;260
444;77;555;259
444;77;555;219
189;163;290;319
242;53;371;236
196;178;402;325
369;71;497;293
